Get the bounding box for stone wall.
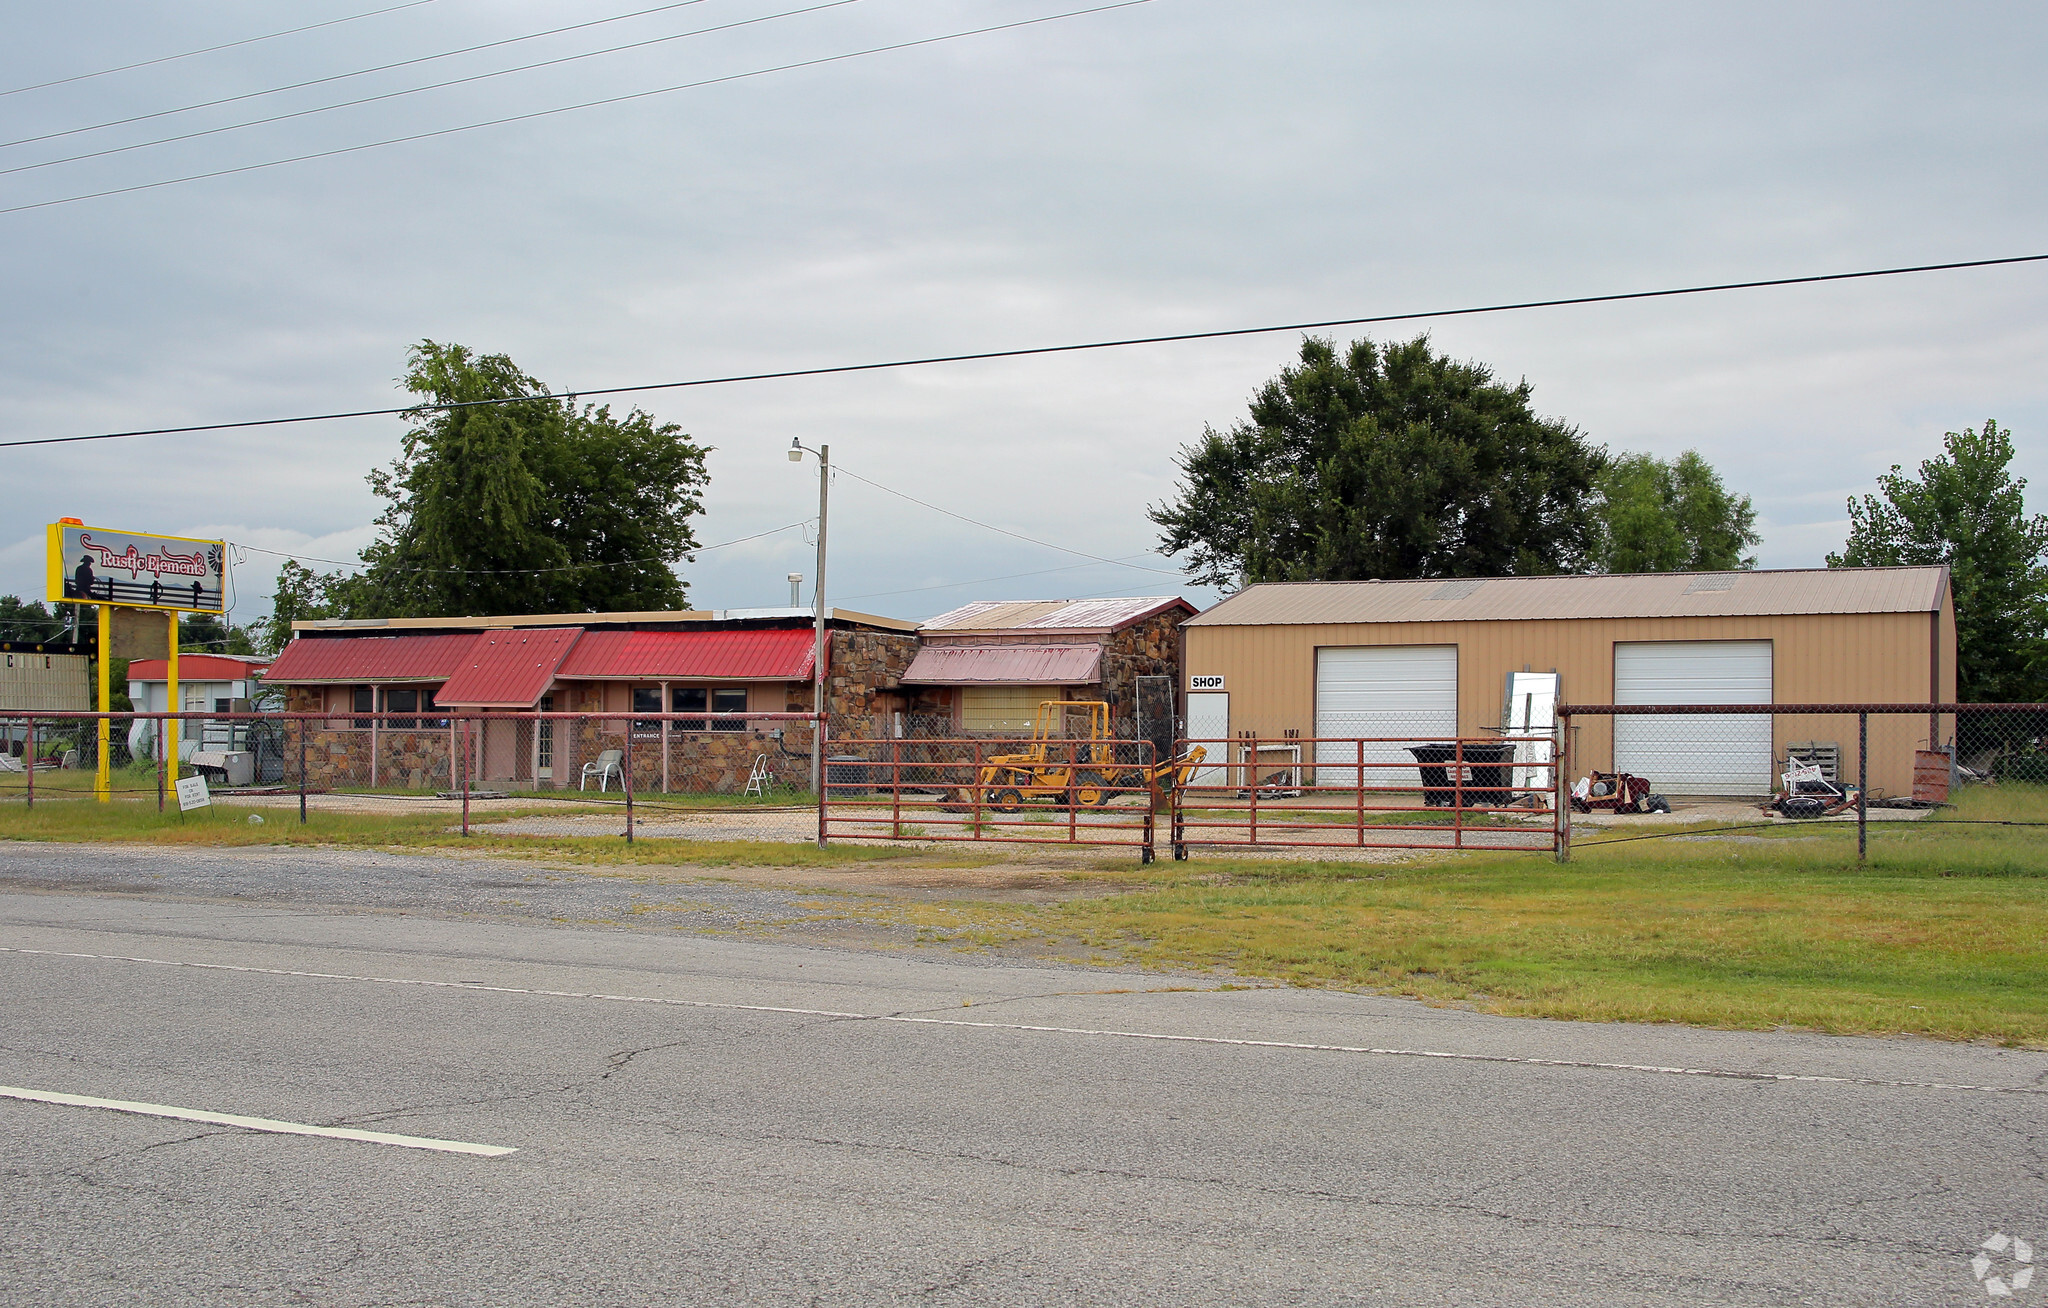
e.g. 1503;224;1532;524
1101;610;1188;719
281;686;453;790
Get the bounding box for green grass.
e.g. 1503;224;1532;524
0;797;937;869
1032;786;2048;1044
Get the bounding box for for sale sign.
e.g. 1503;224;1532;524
46;522;226;613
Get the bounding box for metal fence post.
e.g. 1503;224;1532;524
297;716;308;825
24;717;33;811
1857;710;1868;864
1554;714;1571;863
461;717;472;838
623;723;635;844
815;712;829;851
156;717;165;813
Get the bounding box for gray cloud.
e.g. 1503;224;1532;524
3;0;2043;627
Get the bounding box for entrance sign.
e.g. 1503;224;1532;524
46;522;225;613
174;775;212;812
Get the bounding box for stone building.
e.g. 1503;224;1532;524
262;607;919;793
901;597;1198;735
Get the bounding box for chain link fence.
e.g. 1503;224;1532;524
1553;701;2048;858
8;703;2041;861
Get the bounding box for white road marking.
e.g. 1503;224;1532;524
3;945;2042;1097
0;1084;517;1156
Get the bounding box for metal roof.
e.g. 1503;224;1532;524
124;655;269;682
262;633;478;684
900;644;1103;685
557;628;816;681
434;629;582;708
1183;566;1951;627
292;606;917;634
919;596;1194;634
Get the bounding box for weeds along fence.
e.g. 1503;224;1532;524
1553;701;2048;860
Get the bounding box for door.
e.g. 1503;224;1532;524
1613;641;1772;793
1184;691;1229;787
1315;646;1459;786
1502;670;1559;797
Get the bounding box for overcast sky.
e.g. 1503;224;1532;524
3;0;2044;630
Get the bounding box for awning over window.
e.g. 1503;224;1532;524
900;644;1100;685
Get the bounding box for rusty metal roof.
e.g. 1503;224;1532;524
919;596;1194;634
900;644;1103;685
434;629;583;708
557;628;816;681
262;633;478;684
1183;566;1951;627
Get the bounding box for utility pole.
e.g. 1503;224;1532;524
789;440;830;795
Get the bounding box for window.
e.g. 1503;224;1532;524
632;687;663;735
352;685;374;727
672;686;707;731
384;687;421;729
711;687;748;730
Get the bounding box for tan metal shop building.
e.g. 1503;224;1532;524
1179;566;1956;797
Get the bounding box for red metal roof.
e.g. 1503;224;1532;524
262;633;478;684
125;655;269;682
900;644;1102;685
557;628;817;680
434;628;583;707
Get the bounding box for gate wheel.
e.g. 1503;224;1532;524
1173;843;1189;861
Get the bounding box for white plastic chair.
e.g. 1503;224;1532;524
1782;756;1842;800
580;748;624;792
743;753;772;798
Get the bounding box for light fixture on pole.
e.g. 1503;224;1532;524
788;438;829;804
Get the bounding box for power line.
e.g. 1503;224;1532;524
0;0;1152;217
229;519;811;576
0;1;446;99
833;464;1184;576
0;0;738;155
3;252;2042;453
0;0;861;182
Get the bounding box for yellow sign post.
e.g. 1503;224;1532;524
46;521;228;803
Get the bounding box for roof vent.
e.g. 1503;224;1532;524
1682;575;1738;594
1424;579;1486;601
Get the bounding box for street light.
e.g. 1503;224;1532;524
789;438;829;801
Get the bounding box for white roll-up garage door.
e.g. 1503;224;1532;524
1613;641;1772;793
1314;646;1458;782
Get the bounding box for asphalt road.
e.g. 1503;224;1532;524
2;844;2044;1306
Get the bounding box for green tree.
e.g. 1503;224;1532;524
322;341;710;618
1828;420;2048;702
1151;335;1606;586
0;595;67;642
253;558;335;654
1593;450;1760;573
178;612;259;655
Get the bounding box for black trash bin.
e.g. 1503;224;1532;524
1407;742;1517;807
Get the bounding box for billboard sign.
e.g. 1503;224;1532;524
46;522;226;613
